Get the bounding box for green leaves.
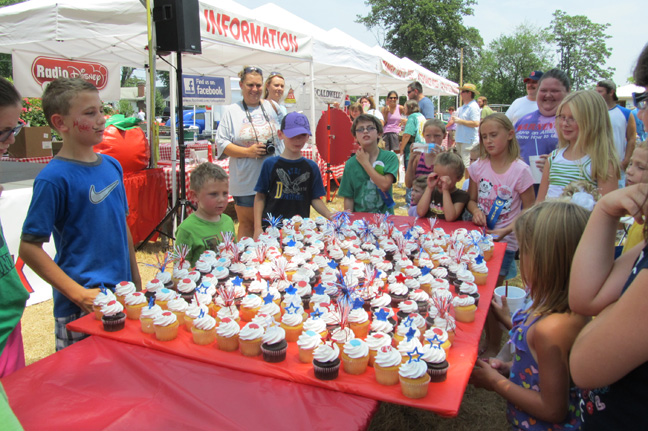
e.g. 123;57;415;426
547;10;614;90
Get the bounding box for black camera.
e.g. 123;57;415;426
264;139;276;155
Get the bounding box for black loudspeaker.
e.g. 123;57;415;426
153;0;202;54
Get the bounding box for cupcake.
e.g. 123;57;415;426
397;331;424;363
302;315;328;339
452;295;477;323
184;301;210;332
155;271;174;290
457;281;480;306
176;278;197;303
239;294;263;322
388;282;408;307
258;295;282;322
408;289;430;315
216;305;240;324
190;312;217;345
297;330;323;363
101;300;126;332
393;321;421;348
93;288;116;320
330;327;355;353
421;344;449;382
341;338;370;375
366;332;392;366
139;302;163;334
155;287;176;310
114;281;136;306
348;307;370;339
215;317;240;352
260;325;288;363
124;291;147;320
423;326;451;352
374;345;402;386
470;256;489;285
239;322;265;357
312;342;341;380
280;306;304;342
167;297;188;326
397;300;418;321
399;359;431;399
369;292;392;313
370;316;394;336
153;310;180;341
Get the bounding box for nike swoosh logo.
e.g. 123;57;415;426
89;180;119;204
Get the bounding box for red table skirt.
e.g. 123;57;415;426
69;238;505;417
124;168;168;244
1;337;377;430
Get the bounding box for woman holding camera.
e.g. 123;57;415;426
216;66;281;238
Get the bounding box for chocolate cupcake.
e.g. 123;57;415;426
312;342;341;380
101;300;126;332
260;325;288;363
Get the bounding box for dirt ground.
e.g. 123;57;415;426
20;182;517;430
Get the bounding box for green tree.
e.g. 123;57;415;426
357;0;483;78
547;10;614;90
479;24;554;104
118;100;135;117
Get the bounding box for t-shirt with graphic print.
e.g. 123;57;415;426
254;156;326;222
468;158;534;251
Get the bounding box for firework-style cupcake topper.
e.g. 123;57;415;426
355;219;375;244
432;295;451;319
270;257;289;281
142;251;172;273
332;210;351;228
362;264;378;289
254;244;268;265
394;235;408;256
428;217;438;232
336;295;351;330
217;284;236;311
222;232;241;263
263;213;283;231
169;244;191;269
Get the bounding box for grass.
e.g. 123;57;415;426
20;182;517;429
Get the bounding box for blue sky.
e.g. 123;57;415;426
237;0;643;85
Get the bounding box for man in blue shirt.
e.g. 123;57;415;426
407;81;435;119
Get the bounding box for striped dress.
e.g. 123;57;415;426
546;146;593;198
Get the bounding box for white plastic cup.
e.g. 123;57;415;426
493;286;527;316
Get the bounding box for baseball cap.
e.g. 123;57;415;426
597;79;618;101
281;111;311;137
523;71;543;83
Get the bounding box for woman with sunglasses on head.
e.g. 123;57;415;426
263;71;287;124
216;66;282;239
0;78;30;382
381;91;404;152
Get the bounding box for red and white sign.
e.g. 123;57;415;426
201;7;312;59
13;50;120;99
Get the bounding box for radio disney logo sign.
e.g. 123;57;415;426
31;57;109;89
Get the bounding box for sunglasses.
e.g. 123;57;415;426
268;71;283;79
461;90;472;94
0;122;24;143
243;66;262;77
355;126;377;133
633;91;648;110
387;96;398;100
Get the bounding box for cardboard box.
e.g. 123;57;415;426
9;126;52;158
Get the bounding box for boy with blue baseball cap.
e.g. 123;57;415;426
253;112;331;238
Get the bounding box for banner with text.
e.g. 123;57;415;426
182;75;230;105
201;3;312;59
12;50;120;99
314;87;345;105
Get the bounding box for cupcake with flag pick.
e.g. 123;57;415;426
140;297;162;334
191;309;217;345
92;285;116;320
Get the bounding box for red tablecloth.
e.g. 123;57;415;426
159;142;212;161
0;155;53;164
1;337;377;431
69;218;504;417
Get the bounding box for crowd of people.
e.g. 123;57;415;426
1;41;647;429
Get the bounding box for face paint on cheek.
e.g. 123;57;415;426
73;120;92;132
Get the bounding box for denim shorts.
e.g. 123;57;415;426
232;195;255;208
500;249;518;279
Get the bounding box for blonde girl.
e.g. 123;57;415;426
405;118;445;189
263;71;286;121
537;90;620;202
468;113;535;285
472;201;589;431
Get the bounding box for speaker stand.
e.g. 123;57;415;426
137;51;195;250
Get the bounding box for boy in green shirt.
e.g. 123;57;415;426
175;163;236;265
338;114;399;213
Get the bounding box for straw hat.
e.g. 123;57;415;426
458;83;479;95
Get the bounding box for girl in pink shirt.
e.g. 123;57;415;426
468;113;535;284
